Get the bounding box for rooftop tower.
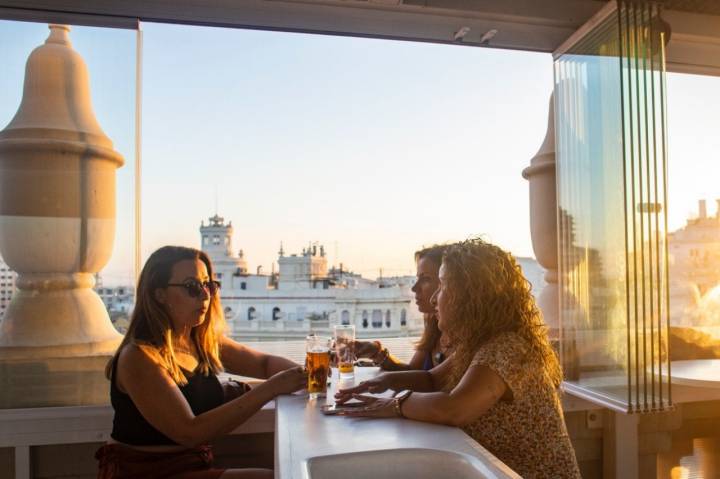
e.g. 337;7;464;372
200;214;248;277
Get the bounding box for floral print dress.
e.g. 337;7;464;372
445;332;581;478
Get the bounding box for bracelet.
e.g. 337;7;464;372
393;397;403;417
393;391;412;417
374;347;389;366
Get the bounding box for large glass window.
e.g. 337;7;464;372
555;1;671;412
0;15;556;408
139;21;552;346
664;72;720;362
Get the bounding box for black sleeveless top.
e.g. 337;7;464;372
110;357;224;445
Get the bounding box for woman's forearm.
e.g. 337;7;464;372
264;354;299;378
380;355;413;371
386;370;435;392
174;381;277;447
400;392;471;427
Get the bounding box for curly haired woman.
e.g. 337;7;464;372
335;238;580;478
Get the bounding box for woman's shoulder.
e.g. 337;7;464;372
479;331;526;353
470;332;531;368
114;343;171;394
118;342;164;370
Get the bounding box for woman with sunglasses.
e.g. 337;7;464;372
335;238;580;478
96;246;306;479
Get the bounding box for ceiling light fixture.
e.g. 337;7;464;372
479;29;498;45
453;26;470;41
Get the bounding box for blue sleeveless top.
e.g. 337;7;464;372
422;350;446;370
422;351;434;371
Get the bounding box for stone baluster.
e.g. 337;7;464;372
522;93;559;340
0;25;124;406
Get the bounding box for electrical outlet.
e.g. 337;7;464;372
586;410;603;429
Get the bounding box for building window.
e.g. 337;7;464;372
272;307;281;321
400;309;407;326
247;307;255;320
241;282;247;290
362;310;368;329
213;235;220;245
203;235;209;245
216;272;222;279
371;309;382;328
385;310;391;328
341;310;350;325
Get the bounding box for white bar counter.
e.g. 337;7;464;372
274;367;520;479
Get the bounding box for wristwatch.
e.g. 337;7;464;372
392;389;413;418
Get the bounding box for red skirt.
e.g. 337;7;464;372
95;443;226;479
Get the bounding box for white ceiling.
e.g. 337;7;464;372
0;0;719;74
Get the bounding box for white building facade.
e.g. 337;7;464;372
200;215;423;340
95;280;135;334
0;256;17;322
668;199;720;326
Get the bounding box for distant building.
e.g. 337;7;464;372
668;199;720;326
516;256;546;299
95;279;135;333
0;256;17;321
200;214;423;340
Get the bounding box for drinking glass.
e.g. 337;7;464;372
334;325;356;379
306;334;331;399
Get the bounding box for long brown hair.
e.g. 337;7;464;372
414;244;448;352
105;246;225;385
441;238;561;387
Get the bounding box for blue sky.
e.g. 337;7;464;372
1;20;718;285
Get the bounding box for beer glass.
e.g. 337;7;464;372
306;335;331;399
334;325;356;379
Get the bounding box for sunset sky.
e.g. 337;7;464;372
1;20;718;285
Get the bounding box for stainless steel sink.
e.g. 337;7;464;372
304;447;501;479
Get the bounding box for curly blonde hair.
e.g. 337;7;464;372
441;238;561;388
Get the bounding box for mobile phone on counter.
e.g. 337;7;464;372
320;402;364;415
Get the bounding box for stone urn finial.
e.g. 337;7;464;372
522;93;559;335
47;24;70;44
0;24;124;358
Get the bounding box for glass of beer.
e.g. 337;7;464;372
334;325;356;379
306;334;331;399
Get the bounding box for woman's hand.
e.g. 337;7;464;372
353;340;381;359
267;366;307;396
335;373;394;404
339;395;398;418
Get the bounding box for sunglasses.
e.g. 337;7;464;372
166;279;221;298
